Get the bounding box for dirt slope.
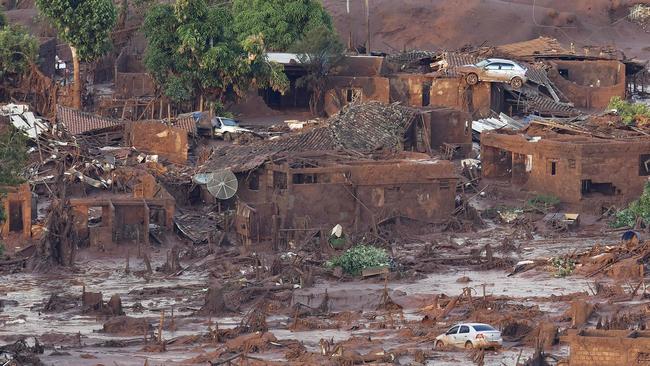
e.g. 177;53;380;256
324;0;650;58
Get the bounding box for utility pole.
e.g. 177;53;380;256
365;0;371;55
347;0;353;51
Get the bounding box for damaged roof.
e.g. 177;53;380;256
56;105;122;135
203;102;418;173
495;37;572;59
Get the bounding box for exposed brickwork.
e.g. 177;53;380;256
565;329;650;366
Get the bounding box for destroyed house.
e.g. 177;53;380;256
385;44;579;118
264;53;390;114
481;119;650;211
494;37;629;110
564;329;650;366
387;51;494;116
0;183;32;239
203;102;469;172
199;102;459;245
69;170;175;249
235;153;457;246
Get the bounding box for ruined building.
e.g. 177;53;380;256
199;102;461;246
564;329;650;366
0;183;32;240
481;118;650;211
70;170;175;249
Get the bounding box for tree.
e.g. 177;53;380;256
143;0;288;111
232;0;334;51
0;24;38;90
0;126;27;187
293;25;344;115
35;0;117;109
0;10;6;28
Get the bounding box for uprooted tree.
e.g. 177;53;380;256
142;0;288;113
35;0;117;109
293;25;344;116
232;0;334;51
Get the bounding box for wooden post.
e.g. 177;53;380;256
365;0;371;54
158;310;165;343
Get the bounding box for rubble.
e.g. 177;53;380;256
0;6;648;364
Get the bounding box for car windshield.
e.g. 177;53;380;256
476;60;490;67
472;324;496;331
221;118;238;127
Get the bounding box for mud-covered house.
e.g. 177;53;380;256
481;118;650;211
234;152;457;246
199;102;460;246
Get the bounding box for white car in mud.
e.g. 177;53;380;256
197;116;252;141
434;323;503;349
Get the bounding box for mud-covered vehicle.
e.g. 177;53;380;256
196;116;252;141
457;58;528;89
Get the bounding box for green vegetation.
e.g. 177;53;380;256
0;24;38;83
326;245;389;276
232;0;333;51
526;194;561;213
293;25;345;115
0;126;27;187
611;183;650;228
607;96;650;125
142;0;288;110
550;257;575;277
0;125;28;237
0;10;6;28
36;0;117;108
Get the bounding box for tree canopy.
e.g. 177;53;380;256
232;0;334;51
143;0;288;107
35;0;117;62
0;24;38;83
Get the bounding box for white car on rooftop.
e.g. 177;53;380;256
434;323;503;349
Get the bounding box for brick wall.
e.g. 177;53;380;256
565;329;650;366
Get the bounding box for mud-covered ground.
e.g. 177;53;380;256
0;196;636;365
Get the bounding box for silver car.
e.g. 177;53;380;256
434;323;503;349
457;58;528;89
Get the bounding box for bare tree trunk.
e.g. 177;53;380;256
117;0;128;30
71;46;82;109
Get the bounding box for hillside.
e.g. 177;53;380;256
323;0;650;58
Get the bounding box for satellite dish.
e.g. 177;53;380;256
207;169;238;200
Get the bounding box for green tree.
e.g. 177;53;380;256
0;126;27;187
35;0;117;109
293;25;344;115
0;24;38;90
232;0;333;51
143;0;288;110
0;125;28;229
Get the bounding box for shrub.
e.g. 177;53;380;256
325;245;389;276
607;96;650;125
611;183;650;228
551;257;575;277
526;194;560;212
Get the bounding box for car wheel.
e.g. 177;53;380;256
511;76;523;89
223;132;232;142
434;340;444;348
464;341;474;349
466;73;479;85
